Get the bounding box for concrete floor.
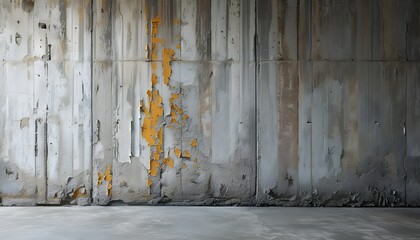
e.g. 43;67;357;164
0;207;419;240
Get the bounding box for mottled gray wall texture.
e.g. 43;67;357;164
0;0;419;206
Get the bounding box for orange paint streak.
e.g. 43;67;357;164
144;15;164;189
149;160;161;177
183;150;191;158
152;37;161;44
151;74;158;86
151;16;160;35
104;165;112;196
174;148;182;158
97;172;103;185
162;48;175;85
141;90;163;146
154;152;161;161
150;17;160;61
71;187;87;199
169;93;181;125
191;138;198;148
163;157;174;168
157;127;163;153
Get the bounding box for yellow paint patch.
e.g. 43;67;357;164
151;74;158;86
141;90;163;146
173;19;181;25
148;178;152;187
162;48;175;85
176;43;181;49
151;16;161;35
183;150;191;158
169;93;182;125
157;127;163;153
71;187;87;199
154;152;160;161
191;138;198;148
149;160;161;177
97;172;103;185
151;16;160;60
174;148;182;158
104;165;112;196
163;157;174;168
142;118;156;146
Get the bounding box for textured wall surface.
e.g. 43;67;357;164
1;0;420;206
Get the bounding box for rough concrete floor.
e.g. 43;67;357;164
0;207;419;240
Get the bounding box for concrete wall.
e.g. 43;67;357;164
1;0;419;206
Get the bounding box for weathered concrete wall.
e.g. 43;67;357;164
92;0;256;205
1;0;420;206
257;0;420;206
0;0;92;205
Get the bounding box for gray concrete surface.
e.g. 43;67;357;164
2;0;420;207
0;207;419;240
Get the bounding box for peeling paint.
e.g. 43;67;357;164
104;165;112;196
174;148;182;158
162;48;175;85
2;0;420;207
191;139;198;148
